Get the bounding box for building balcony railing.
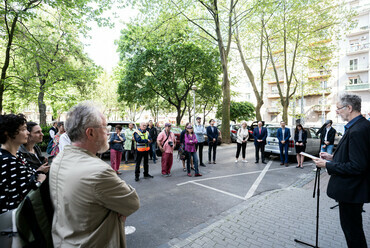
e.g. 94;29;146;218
267;92;281;99
347;43;370;54
305;87;332;96
308;71;331;80
267;107;280;113
312;105;331;112
347;25;370;37
346;65;369;74
345;82;370;91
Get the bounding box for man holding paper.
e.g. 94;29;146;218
314;94;370;248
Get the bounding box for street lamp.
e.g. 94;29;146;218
192;85;197;125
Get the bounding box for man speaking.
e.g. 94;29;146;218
314;94;370;248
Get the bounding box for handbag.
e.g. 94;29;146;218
156;132;170;157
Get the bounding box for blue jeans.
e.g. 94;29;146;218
321;144;334;155
279;142;289;163
187;152;199;174
150;142;157;162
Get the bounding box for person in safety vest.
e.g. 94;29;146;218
133;122;153;181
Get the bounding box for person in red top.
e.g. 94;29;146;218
157;123;176;177
184;125;202;177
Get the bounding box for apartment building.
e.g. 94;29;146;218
338;0;370;115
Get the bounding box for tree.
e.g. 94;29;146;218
117;40;221;125
122;0;250;142
0;0;119;113
262;0;350;123
216;101;255;123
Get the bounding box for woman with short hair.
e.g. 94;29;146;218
235;121;249;163
0;114;46;214
294;124;307;168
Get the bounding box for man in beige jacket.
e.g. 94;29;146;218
49;102;140;248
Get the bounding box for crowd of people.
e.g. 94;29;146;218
0;93;369;248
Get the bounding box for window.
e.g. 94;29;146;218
349;77;362;85
349;59;358;71
321;81;327;89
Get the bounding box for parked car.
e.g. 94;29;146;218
311;123;344;150
264;126;321;160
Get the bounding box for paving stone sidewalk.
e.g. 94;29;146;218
161;172;370;248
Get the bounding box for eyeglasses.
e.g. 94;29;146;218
336;106;347;111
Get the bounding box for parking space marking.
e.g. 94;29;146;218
190;181;246;200
177;161;298;200
245;160;272;199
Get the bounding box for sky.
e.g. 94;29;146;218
82;6;139;72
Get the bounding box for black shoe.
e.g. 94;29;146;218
144;174;154;178
135;177;139;181
125;161;129;164
255;161;259;163
262;161;267;164
200;163;206;167
191;167;195;171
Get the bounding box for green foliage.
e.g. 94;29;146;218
217;101;256;122
117;15;222;125
39;125;52;152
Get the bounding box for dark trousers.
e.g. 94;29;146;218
236;142;247;159
135;151;149;177
208;141;217;162
279;142;289;163
339;202;367;248
255;142;265;162
195;142;204;165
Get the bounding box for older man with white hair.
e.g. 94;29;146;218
49;102;140;248
133;122;153;181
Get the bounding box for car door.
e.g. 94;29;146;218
309;128;320;155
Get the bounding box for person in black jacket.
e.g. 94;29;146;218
147;120;158;163
314;94;370;248
318;120;336;155
206;119;218;164
294;124;307;168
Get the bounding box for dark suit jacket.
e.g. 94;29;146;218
206;126;218;142
326;116;370;203
320;127;336;145
253;127;267;145
294;130;307;144
277;128;291;143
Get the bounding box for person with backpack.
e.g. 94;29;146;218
157;123;176;177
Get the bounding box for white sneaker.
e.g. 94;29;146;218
235;159;238;163
242;160;248;163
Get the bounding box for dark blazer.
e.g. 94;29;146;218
326;116;370;203
319;127;336;145
18;144;46;170
277;128;291;142
294;130;307;144
206;126;219;142
253;127;267;145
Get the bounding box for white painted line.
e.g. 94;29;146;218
244;160;273;199
190;181;246;200
177;163;291;186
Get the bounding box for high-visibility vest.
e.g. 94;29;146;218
135;130;150;152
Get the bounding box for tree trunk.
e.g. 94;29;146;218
282;102;288;124
38;88;47;126
176;106;182;126
0;14;19;113
255;103;262;121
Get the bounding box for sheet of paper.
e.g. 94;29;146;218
300;152;320;160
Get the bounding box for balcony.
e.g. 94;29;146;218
347;25;370;37
312;105;331;112
305;88;332;97
346;64;369;74
267;91;281;99
346;43;370;55
267;107;280;113
308;71;331;80
345;82;370;91
267;80;284;84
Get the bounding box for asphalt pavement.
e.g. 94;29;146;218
100;142;358;248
